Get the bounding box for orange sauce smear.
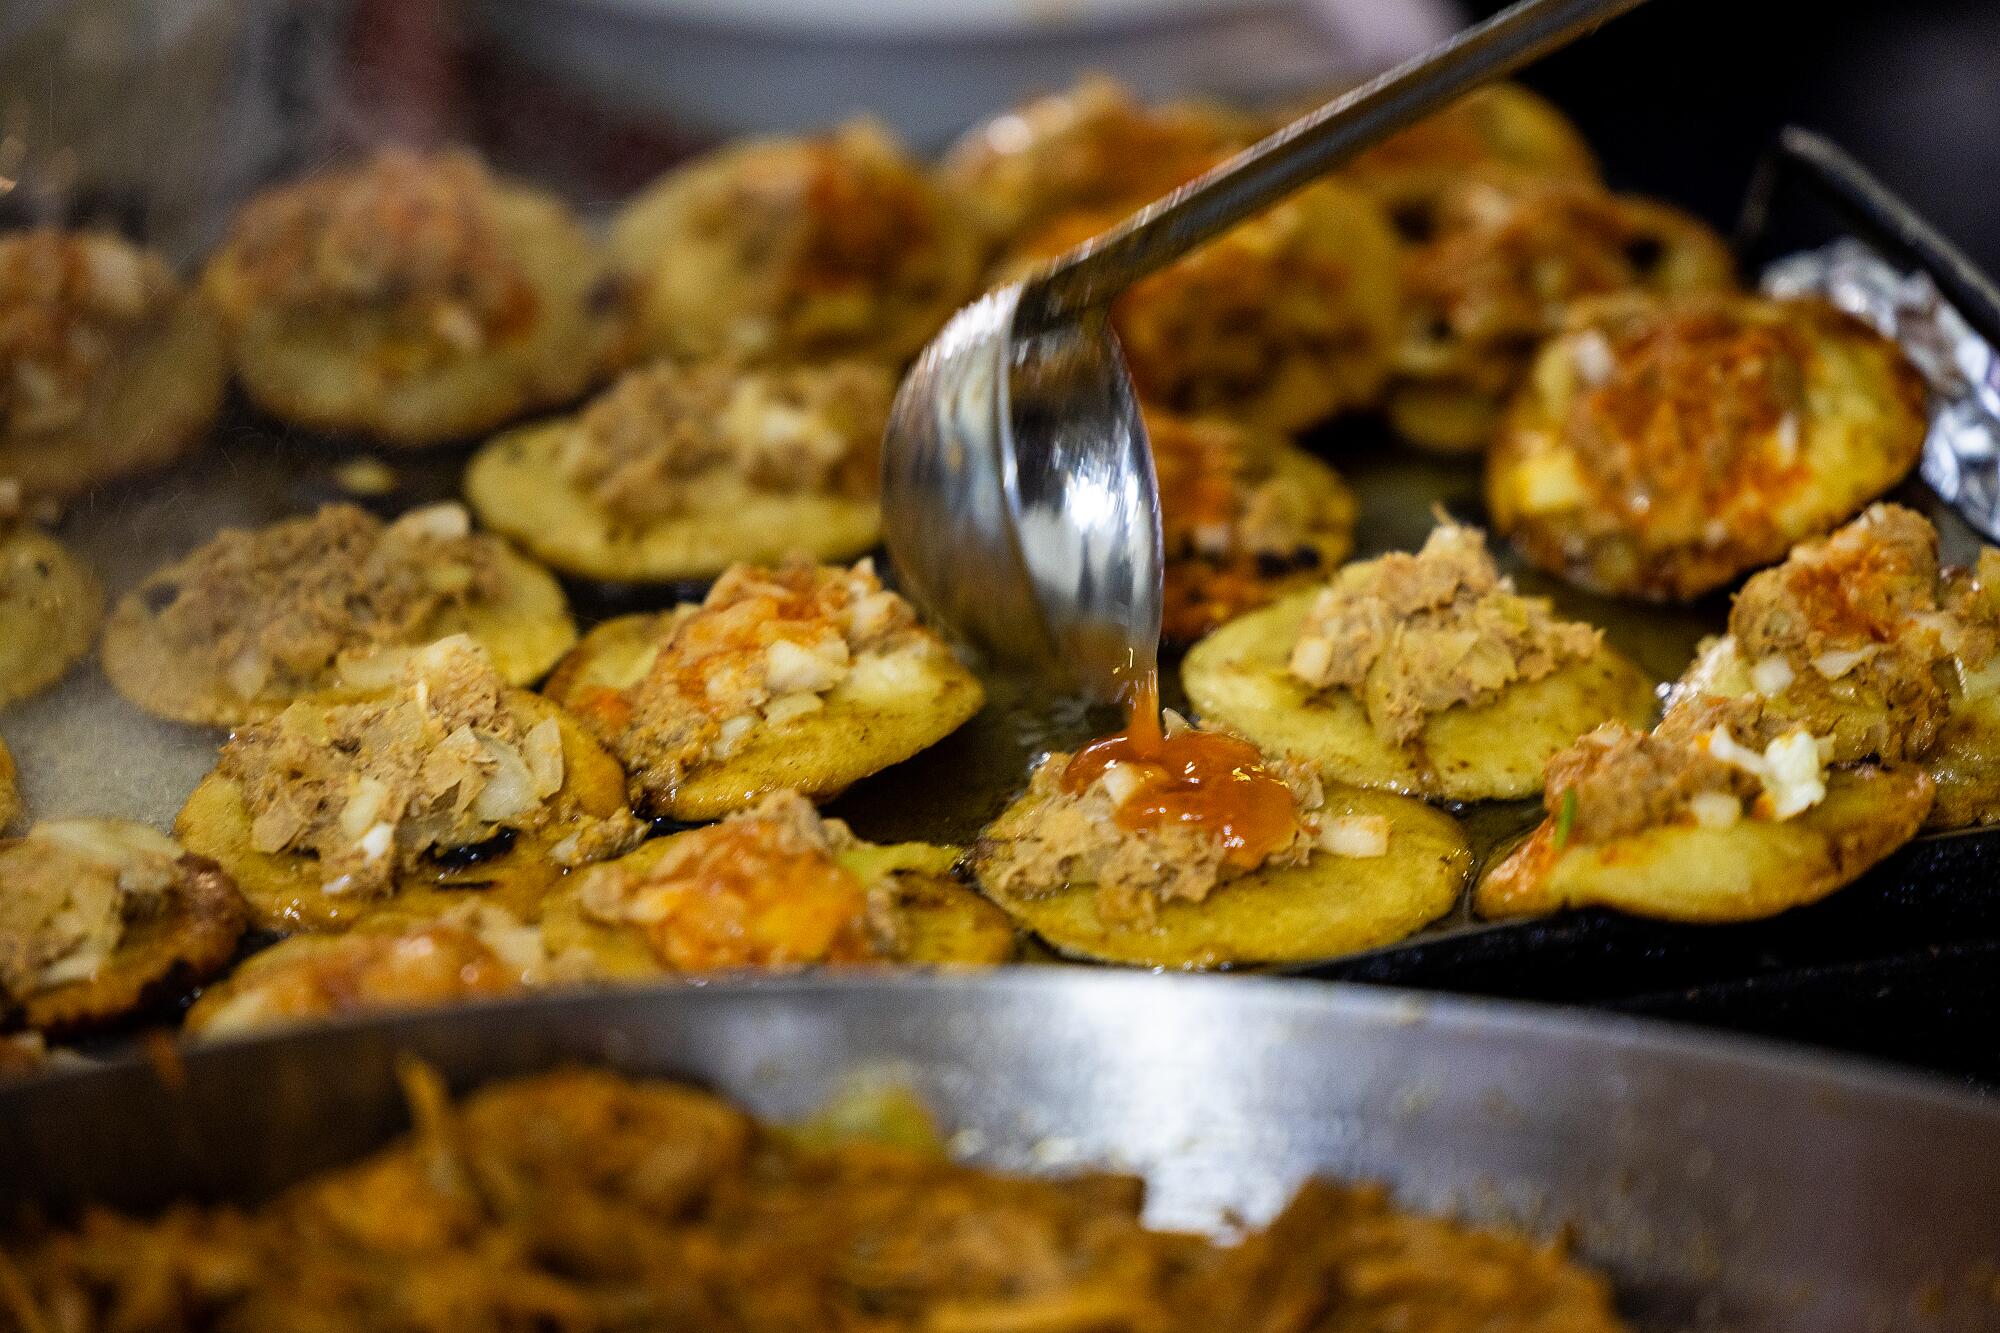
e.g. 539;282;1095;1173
1059;670;1297;867
631;822;879;972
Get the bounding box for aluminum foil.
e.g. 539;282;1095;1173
1762;237;2000;541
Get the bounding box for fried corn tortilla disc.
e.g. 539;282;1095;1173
1181;589;1656;801
0;525;105;709
206;187;616;447
101;542;576;726
1161;445;1357;644
544;613;985;821
1487;295;1927;602
466;420;881;583
976;787;1470;968
0;739;17;831
173;693;633;932
538;838;1016;972
1475;766;1933;924
0;291;227;500
14;852;248;1037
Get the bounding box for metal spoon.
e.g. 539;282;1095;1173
883;0;1655;700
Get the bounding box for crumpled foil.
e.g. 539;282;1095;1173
1763;238;2000;540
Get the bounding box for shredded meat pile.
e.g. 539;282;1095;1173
586;559;925;799
215;148;533;349
580;791;896;971
3;1066;1629;1332
218;636;641;897
1674;504;1962;765
140;502;508;700
559;359;892;522
1289;522;1600;745
1544;505;1986;846
0;229;175;436
973;716;1382;924
0;821;186;998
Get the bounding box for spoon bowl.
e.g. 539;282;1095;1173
882;282;1161;700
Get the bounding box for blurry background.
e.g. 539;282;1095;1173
0;0;1993;270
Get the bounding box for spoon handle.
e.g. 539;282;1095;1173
1015;0;1656;330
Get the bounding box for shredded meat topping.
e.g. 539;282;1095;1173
219;636;641;898
139;502;508;700
1672;505;1960;765
580;559;926;800
0;229;175;437
0;820;187;997
559;359;892;522
975;718;1336;924
1543;714;1764;845
580;791;889;971
1289;522;1600;745
946;75;1243;238
214;149;533;348
689;123;959;354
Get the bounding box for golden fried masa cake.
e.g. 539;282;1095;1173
1338;81;1601;223
1002;179;1400;433
972;707;1468;967
175;635;643;932
184;901;592;1037
1184;520;1655;802
0;819;247;1036
3;1065;1629;1332
202;149;616;446
0;229;226;498
467;358;891;582
0;737;17;831
549;791;1015;975
102;501;574;725
0;495;103;708
1477;506;1980;921
1148;409;1357;643
1488;293;1927;601
1386;180;1736;453
545;559;984;821
611;120;983;366
940;73;1255;246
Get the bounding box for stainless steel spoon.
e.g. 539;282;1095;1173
883;0;1655;700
